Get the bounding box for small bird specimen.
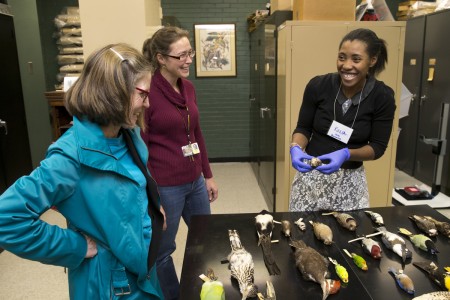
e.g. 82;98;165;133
413;261;450;291
199;268;225;300
290;239;340;300
255;211;281;275
375;226;413;262
365;210;384;226
409;215;438;237
388;267;415;295
343;249;368;271
328;257;349;284
227;229;259;299
423;216;450;238
294;218;306;231
309;220;333;245
412;291;450;300
348;232;383;259
398;227;439;255
322;211;357;231
281;220;292;237
256;281;276;300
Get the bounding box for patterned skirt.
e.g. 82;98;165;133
289;166;369;212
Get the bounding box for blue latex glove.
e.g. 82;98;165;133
315;148;350;174
290;145;313;173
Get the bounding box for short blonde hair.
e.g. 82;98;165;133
65;43;152;129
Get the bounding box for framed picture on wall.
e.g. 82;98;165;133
194;23;236;77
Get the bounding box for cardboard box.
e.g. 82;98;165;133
293;0;356;21
271;0;293;13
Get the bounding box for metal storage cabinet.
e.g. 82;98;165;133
0;10;32;193
276;21;406;211
415;10;450;196
249;11;292;211
395;16;426;176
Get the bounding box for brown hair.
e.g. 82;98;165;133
142;26;190;70
65;43;152;129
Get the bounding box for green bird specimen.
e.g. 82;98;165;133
398;227;439;255
343;249;368;271
199;268;225;300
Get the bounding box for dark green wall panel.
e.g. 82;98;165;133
161;0;267;160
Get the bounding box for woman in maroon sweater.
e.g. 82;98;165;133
141;27;218;300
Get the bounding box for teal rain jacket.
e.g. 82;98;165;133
0;117;163;299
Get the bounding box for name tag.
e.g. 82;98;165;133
327;120;353;144
181;142;201;157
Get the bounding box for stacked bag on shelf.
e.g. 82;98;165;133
54;7;83;90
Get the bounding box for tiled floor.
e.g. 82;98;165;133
0;163;449;299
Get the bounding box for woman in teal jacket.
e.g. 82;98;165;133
0;44;165;299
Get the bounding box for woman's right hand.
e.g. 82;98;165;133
84;235;98;258
290;145;313;173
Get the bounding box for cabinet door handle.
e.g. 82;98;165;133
0;119;7;135
260;107;271;118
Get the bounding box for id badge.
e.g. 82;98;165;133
191;142;200;154
181;144;193;157
327;120;353;144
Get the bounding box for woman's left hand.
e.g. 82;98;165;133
205;177;218;202
160;205;167;231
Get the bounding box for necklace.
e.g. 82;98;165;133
333;80;366;129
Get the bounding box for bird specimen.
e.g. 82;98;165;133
294;218;306;231
328;257;349;284
409;215;438;237
413;261;450;291
423;216;450;238
309;220;333;245
255;211;281;275
412;291;450;300
281;220;292;237
388;267;415;295
256;281;276;300
322;211;357;231
375;226;412;262
343;249;368;271
348;231;383;259
290;239;340;300
227;229;258;299
365;210;384;226
199;268;225;300
398;227;439;255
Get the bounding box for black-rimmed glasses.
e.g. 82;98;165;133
164;50;196;61
135;87;149;101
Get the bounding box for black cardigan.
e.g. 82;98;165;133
293;73;396;169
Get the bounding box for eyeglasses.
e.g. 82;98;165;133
164;50;196;61
135;87;149;101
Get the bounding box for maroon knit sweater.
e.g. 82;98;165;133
140;69;213;186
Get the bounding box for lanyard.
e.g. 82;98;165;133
333;80;366;129
175;105;191;143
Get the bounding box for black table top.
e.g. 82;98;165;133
179;205;450;300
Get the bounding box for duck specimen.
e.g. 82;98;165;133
290;239;340;300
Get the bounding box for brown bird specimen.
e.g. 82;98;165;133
322;211;357;231
290;239;340;300
227;229;258;299
409;215;438;237
309;220;333;245
423;216;450;238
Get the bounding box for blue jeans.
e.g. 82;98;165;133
156;175;211;300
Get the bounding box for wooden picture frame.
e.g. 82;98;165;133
194;23;236;77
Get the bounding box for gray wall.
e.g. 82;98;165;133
161;0;267;160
